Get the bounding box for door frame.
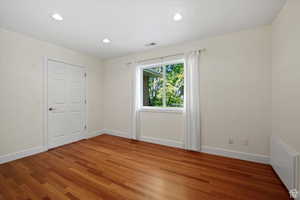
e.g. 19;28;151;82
43;57;88;151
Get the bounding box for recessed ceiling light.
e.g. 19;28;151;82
173;13;183;21
102;38;111;44
51;13;63;21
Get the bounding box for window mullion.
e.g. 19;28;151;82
162;64;166;107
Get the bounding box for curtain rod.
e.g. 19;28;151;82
126;48;206;65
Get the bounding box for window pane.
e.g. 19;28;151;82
165;63;184;107
143;66;163;107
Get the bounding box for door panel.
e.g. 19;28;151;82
70;113;81;133
47;60;86;149
70;87;81;103
49;113;65;137
49;79;66;104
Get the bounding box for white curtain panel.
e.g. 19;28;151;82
184;51;201;151
129;62;140;140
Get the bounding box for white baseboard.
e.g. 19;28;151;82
90;129;270;164
0;146;46;165
201;146;270;164
95;130;183;149
86;129;131;139
139;136;184;149
85;130;105;139
0;131;270;166
101;129;131;139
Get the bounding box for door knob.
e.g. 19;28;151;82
49;107;55;111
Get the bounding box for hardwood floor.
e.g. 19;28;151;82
0;134;290;200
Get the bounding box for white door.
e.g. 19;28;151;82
47;60;86;149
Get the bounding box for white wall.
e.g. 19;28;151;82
0;28;103;157
272;0;300;191
140;112;184;145
103;25;272;157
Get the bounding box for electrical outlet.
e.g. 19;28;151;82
229;137;234;145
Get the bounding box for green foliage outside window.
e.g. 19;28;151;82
143;62;184;108
165;63;184;107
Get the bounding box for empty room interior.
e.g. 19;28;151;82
0;0;300;199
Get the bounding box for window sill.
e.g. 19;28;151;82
139;107;184;114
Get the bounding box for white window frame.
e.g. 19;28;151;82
138;59;185;113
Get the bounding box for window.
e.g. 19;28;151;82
141;60;184;110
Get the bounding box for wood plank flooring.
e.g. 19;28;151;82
0;134;290;200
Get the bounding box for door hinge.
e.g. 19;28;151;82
84;125;87;130
84;72;87;78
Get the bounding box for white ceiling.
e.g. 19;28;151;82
0;0;286;59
